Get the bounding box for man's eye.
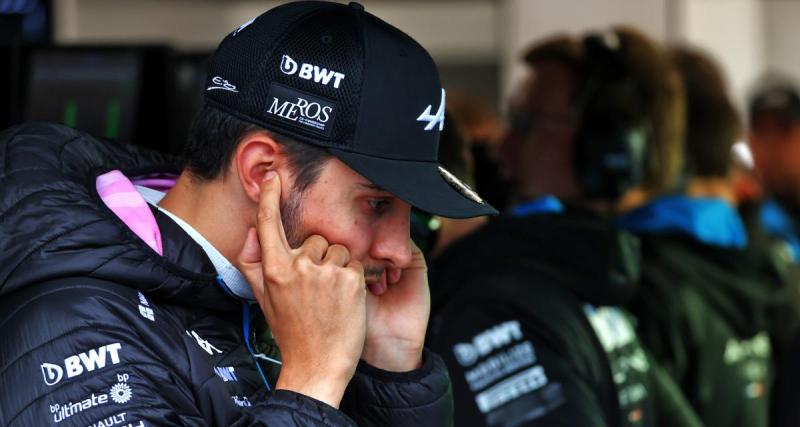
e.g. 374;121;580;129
368;199;390;211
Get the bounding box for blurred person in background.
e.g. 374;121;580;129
448;90;511;210
746;81;800;427
447;90;505;148
748;82;800;264
427;28;702;427
618;46;782;427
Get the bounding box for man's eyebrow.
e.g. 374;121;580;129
353;182;388;192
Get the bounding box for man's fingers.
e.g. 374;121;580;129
256;171;291;265
301;235;329;262
238;227;265;298
346;259;365;281
323;244;351;266
238;227;262;264
387;267;402;284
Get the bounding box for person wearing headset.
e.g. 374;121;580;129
617;46;781;427
427;28;701;427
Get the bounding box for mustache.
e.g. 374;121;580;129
364;266;385;279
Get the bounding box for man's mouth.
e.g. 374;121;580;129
365;269;387;296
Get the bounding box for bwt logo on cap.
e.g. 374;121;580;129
280;54;346;89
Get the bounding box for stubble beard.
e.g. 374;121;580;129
280;190;304;249
279;190;385;283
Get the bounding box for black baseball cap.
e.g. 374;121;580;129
749;84;800;124
203;1;497;218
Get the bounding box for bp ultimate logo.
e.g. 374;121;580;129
265;83;336;136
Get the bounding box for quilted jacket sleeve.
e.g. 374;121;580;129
339;349;454;426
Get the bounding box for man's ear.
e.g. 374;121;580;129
235;130;286;203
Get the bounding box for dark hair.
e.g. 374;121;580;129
670;46;740;178
182;104;332;193
523;34;583;71
522;28;686;194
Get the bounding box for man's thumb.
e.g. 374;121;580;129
238;227;262;266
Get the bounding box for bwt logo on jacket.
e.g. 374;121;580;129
40;343;123;386
266;83;336;136
453;321;523;367
280;54;346;89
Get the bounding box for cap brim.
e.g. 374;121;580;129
329;148;498;219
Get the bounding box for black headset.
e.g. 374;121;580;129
572;31;651;201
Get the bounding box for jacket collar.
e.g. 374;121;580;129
619;195;747;249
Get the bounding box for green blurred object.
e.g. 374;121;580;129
410;209;440;259
63;100;77;128
105;99;121;139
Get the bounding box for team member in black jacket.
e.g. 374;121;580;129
0;2;497;425
748;83;800;264
747;82;800;427
618;47;783;427
427;29;701;426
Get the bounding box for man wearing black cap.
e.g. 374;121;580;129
747;81;800;427
0;2;493;425
748;82;800;262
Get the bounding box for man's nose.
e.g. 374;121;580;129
372;213;412;268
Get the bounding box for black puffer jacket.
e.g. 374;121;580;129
0;123;453;426
625;233;781;427
427;209;702;427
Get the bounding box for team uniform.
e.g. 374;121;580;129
620;195;784;427
0;123;454;426
428;201;701;427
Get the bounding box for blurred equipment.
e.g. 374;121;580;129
0;0;51;44
0;0;52;130
21;46;184;153
0;44;22;131
732;141;754;170
168;52;211;153
25;48;142;143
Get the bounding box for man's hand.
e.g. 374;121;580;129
362;241;430;372
237;171;367;409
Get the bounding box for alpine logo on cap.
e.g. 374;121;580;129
280;54;346;89
417;89;446;131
